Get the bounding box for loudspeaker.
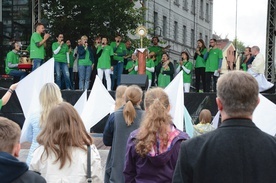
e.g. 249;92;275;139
121;74;148;90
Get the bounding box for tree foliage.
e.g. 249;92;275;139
232;38;246;53
41;0;145;46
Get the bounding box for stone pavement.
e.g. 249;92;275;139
19;134;110;179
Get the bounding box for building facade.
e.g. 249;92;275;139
142;0;213;63
0;0;32;75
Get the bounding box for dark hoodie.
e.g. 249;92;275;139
0;152;46;183
124;128;190;183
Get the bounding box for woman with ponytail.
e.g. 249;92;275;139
103;85;144;183
124;87;189;183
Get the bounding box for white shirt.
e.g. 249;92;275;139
30;144;103;183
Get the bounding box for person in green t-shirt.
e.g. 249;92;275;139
110;34;127;90
0;83;18;110
77;35;94;90
66;40;74;88
52;34;71;90
5;42;27;80
156;53;174;88
97;36;114;91
30;23;50;71
123;40;134;74
176;51;193;92
203;39;223;92
125;54;138;75
148;36;163;87
240;47;254;72
194;39;207;92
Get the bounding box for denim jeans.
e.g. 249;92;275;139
32;59;43;71
9;70;27;80
111;61;124;90
78;65;92;90
54;62;71;89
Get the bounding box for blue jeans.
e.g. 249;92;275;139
32;59;43;71
54;62;71;89
78;65;92;90
69;67;74;89
111;61;124;89
9;70;27;80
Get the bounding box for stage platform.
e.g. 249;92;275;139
1;89;276;132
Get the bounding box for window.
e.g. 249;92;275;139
154;11;158;30
191;0;195;14
200;0;204;18
183;0;188;10
191;29;195;47
174;0;180;6
162;16;167;37
199;33;202;39
206;3;210;21
205;35;208;46
183;25;187;44
174;21;178;40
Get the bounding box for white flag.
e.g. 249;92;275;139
184;105;193;137
211;111;220;129
19;58;55;142
165;71;184;131
253;94;276;136
74;90;87;115
81;76;115;131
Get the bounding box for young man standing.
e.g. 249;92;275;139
110;34;126;90
30;23;50;71
204;38;223;92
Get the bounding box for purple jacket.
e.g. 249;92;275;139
123;128;189;183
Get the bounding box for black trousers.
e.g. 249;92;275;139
205;72;218;92
195;67;206;92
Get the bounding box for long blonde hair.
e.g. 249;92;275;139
123;85;142;126
115;85;128;111
135;88;172;157
39;83;63;128
37;102;93;169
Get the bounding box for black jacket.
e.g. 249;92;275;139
173;118;276;183
0;152;46;183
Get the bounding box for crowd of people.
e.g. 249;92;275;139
4;22;274;93
1;70;276;182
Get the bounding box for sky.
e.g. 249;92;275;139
213;0;268;53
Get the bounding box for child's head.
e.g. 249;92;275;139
199;109;212;124
0;117;21;157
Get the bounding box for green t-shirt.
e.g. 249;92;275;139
148;45;163;66
241;63;247;71
195;48;207;68
205;48;223;72
126;60;138;75
5;51;19;74
79;49;93;66
158;67;171;88
0;99;2;110
110;42;126;62
52;42;68;63
30;32;45;59
146;59;155;80
97;45;114;69
177;61;193;83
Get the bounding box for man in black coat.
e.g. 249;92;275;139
173;70;276;183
